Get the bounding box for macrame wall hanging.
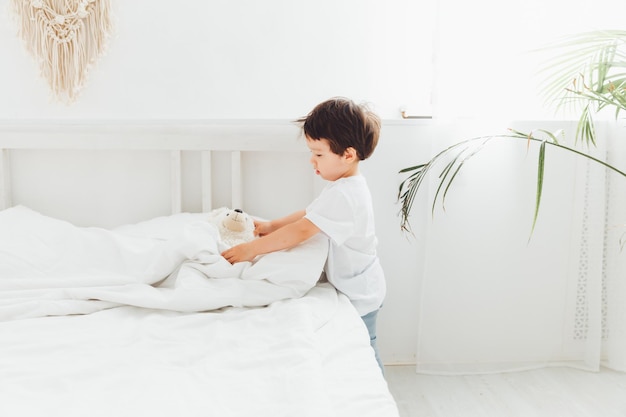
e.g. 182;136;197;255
11;0;112;103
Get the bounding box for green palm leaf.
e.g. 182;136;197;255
530;140;547;238
397;132;626;237
538;30;626;145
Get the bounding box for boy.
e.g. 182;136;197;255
221;97;386;372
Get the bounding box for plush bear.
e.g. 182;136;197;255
211;208;256;247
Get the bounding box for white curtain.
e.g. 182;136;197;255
415;116;626;376
602;123;626;371
415;0;626;374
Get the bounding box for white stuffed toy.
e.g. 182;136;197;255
208;208;256;248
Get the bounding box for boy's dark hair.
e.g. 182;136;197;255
296;97;381;160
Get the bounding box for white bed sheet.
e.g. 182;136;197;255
0;284;398;417
0;206;399;416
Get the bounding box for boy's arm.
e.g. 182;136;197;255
269;210;306;230
254;209;306;236
221;217;320;264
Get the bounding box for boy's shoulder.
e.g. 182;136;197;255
328;176;372;202
334;174;366;186
333;175;368;191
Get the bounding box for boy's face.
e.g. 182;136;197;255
306;136;358;181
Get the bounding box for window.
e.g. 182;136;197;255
432;0;626;120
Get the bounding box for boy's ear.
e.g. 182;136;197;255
343;147;358;161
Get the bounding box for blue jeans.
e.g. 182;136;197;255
361;308;384;374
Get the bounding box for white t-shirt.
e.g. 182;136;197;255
305;175;386;316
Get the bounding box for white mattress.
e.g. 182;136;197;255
0;206;399;417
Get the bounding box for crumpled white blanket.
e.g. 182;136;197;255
0;206;328;321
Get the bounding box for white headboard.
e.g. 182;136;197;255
0;120;321;227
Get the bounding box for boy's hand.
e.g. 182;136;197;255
253;220;274;237
221;242;256;264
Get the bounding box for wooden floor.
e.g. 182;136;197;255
384;365;626;417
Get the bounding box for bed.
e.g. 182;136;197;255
0;121;399;417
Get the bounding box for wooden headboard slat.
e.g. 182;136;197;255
201;151;212;213
0;149;10;210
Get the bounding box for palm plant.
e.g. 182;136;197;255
398;30;626;237
539;30;626;146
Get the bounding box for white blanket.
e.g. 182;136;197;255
0;206;328;321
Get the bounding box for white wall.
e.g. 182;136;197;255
0;0;433;119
